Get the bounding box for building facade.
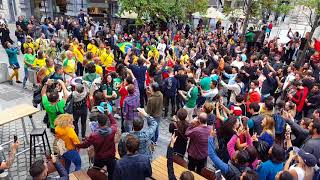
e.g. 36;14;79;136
0;0;23;22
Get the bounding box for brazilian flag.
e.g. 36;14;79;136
117;42;133;54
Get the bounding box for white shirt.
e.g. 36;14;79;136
157;43;166;56
289;165;305;180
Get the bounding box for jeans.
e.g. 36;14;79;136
76;62;84;76
152;117;161;143
63;150;81;173
73;106;88;138
188;155;207;174
197;96;206;108
124;120;133;132
164;95;176;116
94;157;116;180
139;86;147;108
23;67;28;87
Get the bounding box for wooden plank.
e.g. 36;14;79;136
151;164;169;180
0;104;39;125
151;156;206;180
72;170;92;180
69;173;78;180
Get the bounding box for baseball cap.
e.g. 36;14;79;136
293;147;318;167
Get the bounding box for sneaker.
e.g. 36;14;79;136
8;80;13;85
16;80;22;83
23;86;27;89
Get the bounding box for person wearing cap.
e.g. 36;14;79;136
23;35;35;53
256;144;286;180
284;147;317;180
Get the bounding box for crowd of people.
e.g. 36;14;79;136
1;9;320;180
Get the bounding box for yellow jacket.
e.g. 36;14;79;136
55;126;80;150
97;48;106;57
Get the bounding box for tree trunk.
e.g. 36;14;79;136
296;15;320;66
242;0;252;37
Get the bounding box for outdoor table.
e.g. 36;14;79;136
151;156;206;180
0;104;39;144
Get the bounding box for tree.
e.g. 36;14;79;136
241;0;293;36
118;0;208;24
296;0;320;66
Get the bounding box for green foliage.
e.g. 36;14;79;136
118;0;209;23
298;0;320;14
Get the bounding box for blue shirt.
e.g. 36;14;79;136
113;154;152;180
129;64;147;88
256;160;284;180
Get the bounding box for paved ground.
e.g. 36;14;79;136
0;81;172;179
0;9;312;178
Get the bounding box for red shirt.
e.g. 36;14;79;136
268;23;273;30
119;85;128;108
292;87;309;112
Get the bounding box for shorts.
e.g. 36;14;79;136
10;63;20;69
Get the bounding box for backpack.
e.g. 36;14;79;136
274;112;286;135
64;95;73;114
53;137;67;156
236;83;246;96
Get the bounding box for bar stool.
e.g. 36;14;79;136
29;128;51;166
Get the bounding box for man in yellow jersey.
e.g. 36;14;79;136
73;43;85;76
63;51;77;81
180;49;189;65
100;45;114;68
93;57;103;75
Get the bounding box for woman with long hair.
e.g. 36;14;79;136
54;114;81;173
217;115;239;163
169;108;189;157
252;115;275;147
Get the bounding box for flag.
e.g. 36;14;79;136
117;42;133;54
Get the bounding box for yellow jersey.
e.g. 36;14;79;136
73;46;85;63
45;66;55;76
63;58;76;74
87;43;98;56
95;64;103;75
23;42;35;52
97;48;106;57
100;51;114;67
180;54;189;65
34;58;46;68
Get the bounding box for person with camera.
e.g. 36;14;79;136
5;41;22;85
29;154;68;180
0;141;19;179
41;79;69;133
118;108;158;160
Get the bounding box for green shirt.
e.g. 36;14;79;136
185;86;199;108
200;76;212;91
24;53;35;68
113;77;122;97
101;84;113;96
42;95;66;129
83;73;100;83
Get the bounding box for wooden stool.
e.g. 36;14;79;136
29;128;51;166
